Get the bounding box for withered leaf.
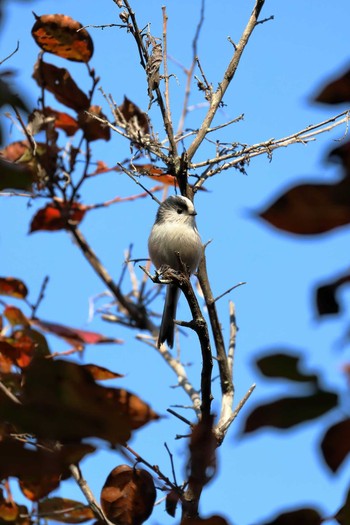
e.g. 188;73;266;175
33;60;90;111
38;497;95;523
78;106;111;142
320;418;350;472
315;68;350;104
259;180;350;235
32;13;93;63
29;201;87;233
117;97;149;135
101;465;156;525
0;277;28;299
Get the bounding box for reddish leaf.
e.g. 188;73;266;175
255;353;318;384
4;306;29;327
132;163;176;185
321;418;350;472
1;141;33;162
315;68;350;104
38;497;95;523
260;508;322;525
32;13;93;62
78;105;111;142
30;201;87;232
100;465;156;525
83;364;124;381
0;331;36;369
117;97;150;135
0;278;28;299
1;359;157;444
259;180;350;235
33;60;90;111
31;318;122;348
242;390;338;434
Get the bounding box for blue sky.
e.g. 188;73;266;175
1;1;350;524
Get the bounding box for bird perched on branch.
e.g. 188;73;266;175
148;195;203;348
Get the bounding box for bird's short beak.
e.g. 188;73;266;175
191;211;197;216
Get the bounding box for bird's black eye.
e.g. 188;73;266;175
177;208;183;214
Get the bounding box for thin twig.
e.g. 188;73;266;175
0;41;19;66
186;0;265;162
193;110;350;187
213;281;246;304
176;0;206;136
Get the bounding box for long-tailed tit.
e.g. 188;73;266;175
148;195;203;348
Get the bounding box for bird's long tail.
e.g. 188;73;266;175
158;284;180;348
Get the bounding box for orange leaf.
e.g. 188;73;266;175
101;465;156;525
19;475;62;502
33;60;90;111
45;107;79;136
4;306;29;327
31;13;93;63
0;277;28;299
78;105;111;142
132;164;176;186
30;201;87;232
0;500;18;522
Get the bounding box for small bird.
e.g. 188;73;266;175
148;195;203;348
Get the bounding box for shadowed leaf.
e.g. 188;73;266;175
32;13;93;62
259;508;322;525
315;68;350;104
101;465;156;525
242;390;338;433
0;278;28;299
165;490;179;518
256;353;318;384
0;439;94;496
335;488;350;525
321;418;350;472
0;359;158;444
4;306;29;327
258;180;350;234
0;157;34;192
33;60;89;111
315;272;350;316
181;517;230;525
